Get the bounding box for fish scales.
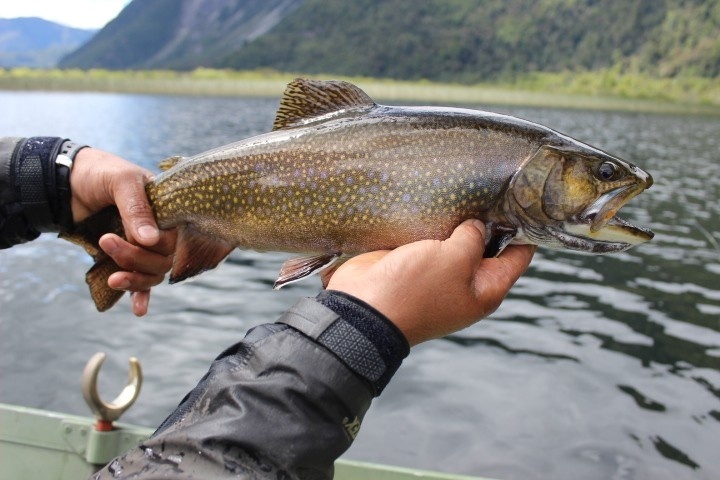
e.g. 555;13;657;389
148;111;538;254
65;78;653;311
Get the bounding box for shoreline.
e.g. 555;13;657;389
1;68;718;116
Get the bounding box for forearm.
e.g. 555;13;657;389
93;292;409;480
0;136;87;248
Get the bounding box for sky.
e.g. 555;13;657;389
0;0;131;30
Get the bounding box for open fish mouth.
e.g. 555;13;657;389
565;185;654;248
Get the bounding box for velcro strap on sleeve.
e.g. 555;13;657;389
278;292;409;395
12;137;87;232
15;137;63;231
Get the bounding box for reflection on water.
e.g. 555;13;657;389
0;91;718;480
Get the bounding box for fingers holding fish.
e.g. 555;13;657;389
104;265;164;318
324;220;533;346
129;291;151;317
471;243;536;315
320;250;389;289
70;148;155;232
106;269;166;292
431;221;535;324
113;176;160;247
99;233;173;286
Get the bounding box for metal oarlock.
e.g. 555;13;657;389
81;352;142;432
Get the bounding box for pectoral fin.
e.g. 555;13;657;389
274;253;342;289
484;224;517;258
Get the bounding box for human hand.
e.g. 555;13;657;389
323;220;535;346
69;148;176;316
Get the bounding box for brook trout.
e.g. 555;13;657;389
66;78;654;311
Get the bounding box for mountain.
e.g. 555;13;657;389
59;0;720;81
0;17;95;68
60;0;302;70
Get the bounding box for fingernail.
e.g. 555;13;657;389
102;235;119;254
116;278;131;290
471;220;485;232
137;225;158;242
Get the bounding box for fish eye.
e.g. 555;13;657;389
597;162;620;181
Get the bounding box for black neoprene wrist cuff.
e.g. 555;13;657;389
11;137;87;232
278;291;410;395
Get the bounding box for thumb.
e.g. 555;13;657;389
444;219;488;263
114;176;159;246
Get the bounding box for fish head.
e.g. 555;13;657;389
508;144;654;253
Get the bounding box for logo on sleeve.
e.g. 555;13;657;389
343;416;361;439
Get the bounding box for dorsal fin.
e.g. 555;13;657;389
158;155;184;171
273;78;376;131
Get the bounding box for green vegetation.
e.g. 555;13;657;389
0;68;293;97
57;0;719;88
1;68;718;115
222;0;720;83
46;0;720;114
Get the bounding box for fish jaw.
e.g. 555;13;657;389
566;164;654;250
561;217;654;253
545;182;655;253
547;180;655;253
512;213;654;254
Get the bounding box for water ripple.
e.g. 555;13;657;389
0;93;718;480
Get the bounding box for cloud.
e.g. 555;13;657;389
0;0;131;29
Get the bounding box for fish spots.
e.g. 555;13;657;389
147;122;512;251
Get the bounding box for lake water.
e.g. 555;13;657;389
0;90;718;480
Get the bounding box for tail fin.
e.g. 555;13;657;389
59;206;126;312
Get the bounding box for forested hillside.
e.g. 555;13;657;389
60;0;720;82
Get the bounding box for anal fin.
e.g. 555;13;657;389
274;253;341;289
169;224;234;284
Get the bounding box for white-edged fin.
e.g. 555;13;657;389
274;253;342;289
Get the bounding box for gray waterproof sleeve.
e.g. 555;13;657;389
92;292;410;480
0;136;84;248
